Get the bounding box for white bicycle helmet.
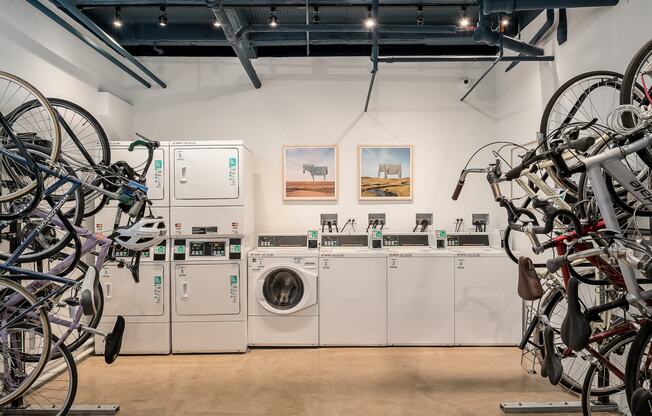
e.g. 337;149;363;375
113;216;167;251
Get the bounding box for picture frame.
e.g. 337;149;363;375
282;145;338;200
358;145;413;201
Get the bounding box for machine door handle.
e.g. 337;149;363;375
105;283;112;299
181;281;189;299
180;166;188;183
303;262;317;269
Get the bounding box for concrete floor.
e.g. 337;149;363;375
76;347;577;416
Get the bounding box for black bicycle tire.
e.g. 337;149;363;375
620;38;652;167
625;319;652;414
540;70;625;194
581;330;637;415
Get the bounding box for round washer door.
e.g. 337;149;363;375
256;266;315;315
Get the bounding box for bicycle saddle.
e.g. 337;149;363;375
104;316;125;364
560;277;591;351
517;256;544;301
541;326;563;385
80;266;101;317
631;387;652;416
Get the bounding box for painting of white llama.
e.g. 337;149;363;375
358;145;412;200
283;145;338;200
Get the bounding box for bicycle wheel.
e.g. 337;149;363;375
0;277;51;407
0;148;85;264
0;71;61;203
18;332;78;416
9;98;112;216
540;71;627;195
581;331;636;416
625;320;652;416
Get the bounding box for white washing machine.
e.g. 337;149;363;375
95;239;170;354
448;233;522;346
248;233;319;346
384;233;455;346
319;232;387;346
171;236;247;353
169;141;253;240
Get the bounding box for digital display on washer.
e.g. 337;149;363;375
189;241;226;256
257;235;307;248
321;234;368;247
447;233;490;246
383;234;429;247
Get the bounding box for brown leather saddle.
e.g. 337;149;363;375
518;256;544;301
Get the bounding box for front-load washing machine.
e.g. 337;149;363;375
448;233;522;345
171;236;247;353
169;141;253;240
384;232;455;346
319;233;387;346
95;238;170;354
248;233;319;346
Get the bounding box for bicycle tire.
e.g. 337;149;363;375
620;38;652;167
0;277;52;407
0;71;61;203
581;331;637;415
540;71;625;195
625;319;652;415
20;332;78;416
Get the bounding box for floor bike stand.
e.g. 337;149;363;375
500;401;618;413
1;404;120;415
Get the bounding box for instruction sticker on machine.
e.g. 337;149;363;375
230;275;239;303
228;157;238;187
154;275;162;304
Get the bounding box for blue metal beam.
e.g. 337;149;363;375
50;0;167;88
24;0;152;88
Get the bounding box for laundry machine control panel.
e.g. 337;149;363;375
173;238;242;261
382;233;430;247
447;232;490;247
113;240;168;262
321;233;368;247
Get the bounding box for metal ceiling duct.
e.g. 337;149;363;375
482;0;619;14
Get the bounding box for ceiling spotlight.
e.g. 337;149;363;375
159;6;168;27
312;6;320;24
416;6;424;26
113;6;122;28
364;6;375;29
213;16;221;27
458;6;470;28
501;16;510;27
269;6;278;27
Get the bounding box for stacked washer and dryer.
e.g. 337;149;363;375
95;141;171;354
169;141;253;353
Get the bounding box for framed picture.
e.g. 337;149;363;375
358;145;413;200
283;145;338;200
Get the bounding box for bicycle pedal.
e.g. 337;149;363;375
104;316;125;365
64;297;80;307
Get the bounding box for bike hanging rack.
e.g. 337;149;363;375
500;400;618;413
2;404;120;415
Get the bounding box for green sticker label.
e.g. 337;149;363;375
175;245;185;253
155;160;163;169
373;230;382;238
142;251;150;258
308;230;318;238
156;245;166;254
230;275;238;284
154;275;162;285
229;157;237;167
230;245;241;253
437;230;447;238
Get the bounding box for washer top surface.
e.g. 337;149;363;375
386;247;455;257
249;247;318;258
448;246;506;256
319;247;387;257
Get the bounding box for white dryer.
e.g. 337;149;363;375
95;239;170;354
169;141;253;239
384;233;455;346
448;233;522;346
319;233;387;346
171;236;247;353
248;234;319;346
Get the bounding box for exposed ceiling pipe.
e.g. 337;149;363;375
505;8;554;72
71;0;478;6
473;14;543;56
240;24;459;35
50;0;167;88
206;0;262;89
482;0;619;14
379;55;554;62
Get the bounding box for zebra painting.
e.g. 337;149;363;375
303;163;328;181
378;163;402;179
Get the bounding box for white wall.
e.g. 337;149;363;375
130;57;501;233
